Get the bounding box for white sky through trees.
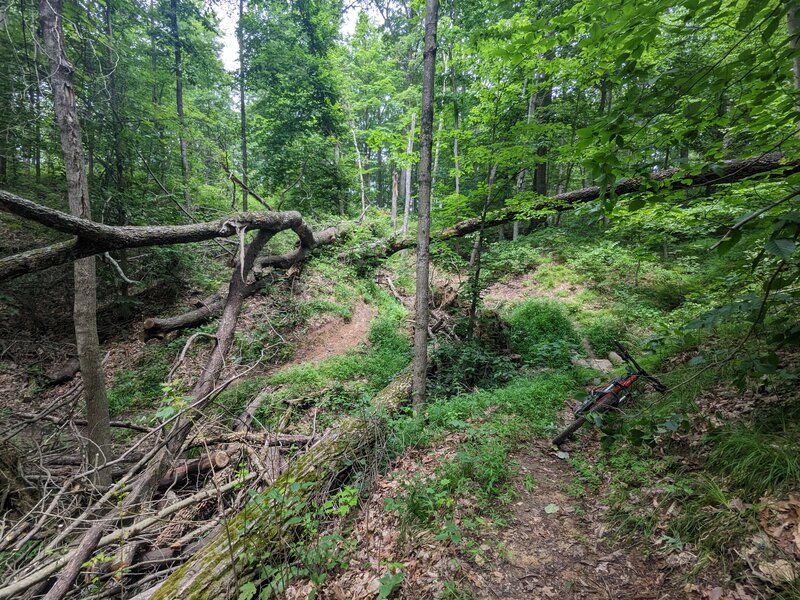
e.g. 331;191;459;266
213;3;379;72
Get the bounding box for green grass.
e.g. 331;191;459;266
388;372;581;518
705;412;800;500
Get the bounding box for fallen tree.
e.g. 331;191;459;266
1;153;795;285
146;371;412;600
134;151;800;337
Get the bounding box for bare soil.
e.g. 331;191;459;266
285;300;378;367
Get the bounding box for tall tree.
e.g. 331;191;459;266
39;0;112;487
412;0;439;408
170;0;192;212
238;0;249;211
402;111;416;236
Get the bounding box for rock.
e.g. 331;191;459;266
608;351;623;365
571;358;614;373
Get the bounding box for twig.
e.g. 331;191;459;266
101;252;140;285
223;164;274;211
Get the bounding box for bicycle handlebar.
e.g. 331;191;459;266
613;340;667;394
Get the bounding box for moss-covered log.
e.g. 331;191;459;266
147;371;412;600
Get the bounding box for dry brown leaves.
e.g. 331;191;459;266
284;435;468;599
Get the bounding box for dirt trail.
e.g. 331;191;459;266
470;439;682;599
283;300;377;368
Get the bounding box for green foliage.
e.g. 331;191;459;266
705;417;800;500
239;482;354;599
506;299;580;368
428;340;516;397
580;313;626;356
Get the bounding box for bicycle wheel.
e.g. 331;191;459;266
552;415;587;446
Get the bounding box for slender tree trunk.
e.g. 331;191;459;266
376;146;384;206
535;84;552;197
335;143;345;215
431;50;447;208
514;80;535;240
466;164;496;339
170;0;191;212
391;170;398;231
238;0;248;211
452;66;460;195
349;118;367;214
402;112;416;237
788;5;800;112
39;0;113;487
412;0;439;409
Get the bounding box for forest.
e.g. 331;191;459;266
0;0;799;597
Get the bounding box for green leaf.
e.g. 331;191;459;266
716;229;742;255
764;238;797;261
544;503;560;514
377;571;405;599
628;198;647;211
238;582;257;600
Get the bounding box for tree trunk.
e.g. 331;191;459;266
535;84;552;197
514;81;535;239
412;0;438;409
349;117;367;214
452;71;460;195
170;0;191;213
39;0;113;488
147;372;413;600
466;164;496;339
391;170;398;231
431;50;448;208
788;5;800;112
402;112;416;237
238;0;248;211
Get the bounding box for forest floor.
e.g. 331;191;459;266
0;240;800;600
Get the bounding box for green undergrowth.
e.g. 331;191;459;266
383;371;582;546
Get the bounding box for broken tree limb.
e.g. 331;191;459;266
0;470;262;600
141;274;274;341
0;193;315;281
140;226;344;339
146;371;413;600
347;151;800;259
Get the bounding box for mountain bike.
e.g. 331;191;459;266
552;341;666;446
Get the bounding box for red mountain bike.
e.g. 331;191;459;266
552;341;666;446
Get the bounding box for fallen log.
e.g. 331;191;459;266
0;196;316;282
146;370;413;600
137;152;800;337
156;452;231;492
140;227;343;340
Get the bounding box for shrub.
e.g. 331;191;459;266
428;340;516;398
506;299;580;368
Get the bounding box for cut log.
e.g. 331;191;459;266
147;371;412;600
156;451;231;492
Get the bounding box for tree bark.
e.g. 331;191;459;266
402;111;416;237
391;170;399;231
39;0;113;489
238;0;248;211
412;0;438;409
170;0;191;212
